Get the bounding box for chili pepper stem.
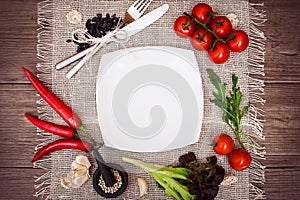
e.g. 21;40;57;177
73;131;79;138
77;125;98;146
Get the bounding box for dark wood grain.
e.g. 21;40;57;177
0;0;299;199
0;0;38;83
247;0;300;83
263;83;300;156
265;168;300;200
0;168;42;200
0;88;39;168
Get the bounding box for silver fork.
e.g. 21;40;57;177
56;0;153;78
121;0;153;26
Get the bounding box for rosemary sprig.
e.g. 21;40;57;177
207;69;253;149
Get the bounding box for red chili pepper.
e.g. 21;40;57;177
25;113;77;138
32;138;92;162
22;67;81;129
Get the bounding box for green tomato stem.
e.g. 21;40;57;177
183;12;227;44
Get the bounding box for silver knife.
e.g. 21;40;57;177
63;4;169;79
120;4;169;38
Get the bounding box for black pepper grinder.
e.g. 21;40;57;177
92;149;128;198
92;149;116;186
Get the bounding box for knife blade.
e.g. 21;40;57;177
120;4;169;38
57;4;169;78
66;4;169;79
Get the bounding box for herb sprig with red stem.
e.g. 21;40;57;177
207;69;253;149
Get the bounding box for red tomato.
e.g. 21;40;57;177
173;16;196;38
210;16;232;38
208;42;230;64
190;28;214;51
213;134;235;155
192;3;214;24
227;30;249;52
228;148;252;171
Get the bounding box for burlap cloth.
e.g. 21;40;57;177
35;0;266;199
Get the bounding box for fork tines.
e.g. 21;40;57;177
133;0;152;8
131;0;153;16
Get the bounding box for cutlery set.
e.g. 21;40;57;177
56;0;168;79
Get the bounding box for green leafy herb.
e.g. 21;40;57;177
123;152;225;200
207;69;253;149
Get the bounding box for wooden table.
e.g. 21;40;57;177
0;0;299;199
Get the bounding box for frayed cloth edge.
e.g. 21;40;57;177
34;0;54;199
248;2;267;200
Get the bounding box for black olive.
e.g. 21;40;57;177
69;13;121;52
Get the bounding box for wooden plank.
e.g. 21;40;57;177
0;0;38;83
263;155;300;168
265;168;300;200
262;0;300;82
263;83;300;156
0;168;42;200
0;83;35;91
0;89;39;168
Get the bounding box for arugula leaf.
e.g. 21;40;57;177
207;69;227;110
207;69;253;149
241;103;250;118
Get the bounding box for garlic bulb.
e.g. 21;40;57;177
137;177;148;197
220;174;238;186
61;155;91;189
66;10;82;24
226;13;239;29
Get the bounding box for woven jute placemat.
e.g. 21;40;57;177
34;0;266;199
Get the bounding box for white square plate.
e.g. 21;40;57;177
96;46;203;152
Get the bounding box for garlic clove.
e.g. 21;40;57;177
74;165;89;176
226;13;239;29
137;177;148;197
61;155;91;189
66;171;75;181
71;160;82;170
70;173;89;188
61;177;72;189
75;155;91;168
221;174;238;185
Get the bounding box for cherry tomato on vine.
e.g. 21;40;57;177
213;134;235;155
192;3;214;24
173;16;196;38
208;41;230;64
227;30;249;52
228;148;252;171
190;28;214;51
210;16;232;38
